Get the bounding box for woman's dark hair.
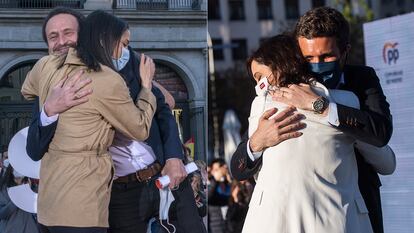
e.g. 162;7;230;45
246;34;313;87
295;7;350;53
76;10;129;71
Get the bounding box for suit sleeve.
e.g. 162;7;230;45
337;67;392;147
26;97;58;161
152;86;184;160
230;132;262;181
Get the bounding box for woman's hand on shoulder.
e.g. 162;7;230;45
139;53;155;89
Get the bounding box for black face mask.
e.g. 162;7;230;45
308;60;342;89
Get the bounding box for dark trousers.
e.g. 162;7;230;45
108;177;206;233
38;224;107;233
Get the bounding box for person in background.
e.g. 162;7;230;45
207;158;232;233
0;162;40;233
225;179;254;233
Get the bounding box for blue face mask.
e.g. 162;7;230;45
309;60;342;88
112;47;130;71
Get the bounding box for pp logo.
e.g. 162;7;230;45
383;42;399;65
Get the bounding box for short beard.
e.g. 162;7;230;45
50;42;76;55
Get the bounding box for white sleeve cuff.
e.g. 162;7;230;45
328;102;340;126
40;106;59;126
247;139;263;161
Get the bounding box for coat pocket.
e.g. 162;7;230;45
354;196;369;214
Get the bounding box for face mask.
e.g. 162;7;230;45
112;47;130;71
255;77;270;96
309;60;342;88
3;159;9;168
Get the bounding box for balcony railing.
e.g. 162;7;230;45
0;0;85;9
113;0;201;10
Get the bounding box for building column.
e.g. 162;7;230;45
189;99;206;162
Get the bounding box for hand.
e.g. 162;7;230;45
232;185;240;203
161;158;187;189
249;106;306;152
139;53;155;90
44;69;92;116
272;84;321;112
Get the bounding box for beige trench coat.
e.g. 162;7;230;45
21;48;156;227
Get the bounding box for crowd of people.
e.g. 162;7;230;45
207;158;254;233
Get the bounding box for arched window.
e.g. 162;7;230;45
0;60;36;153
154;62;191;144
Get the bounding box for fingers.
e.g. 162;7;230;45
278;131;303;142
71;76;92;94
56;75;70;88
140;53;146;64
70;96;89;107
278;121;306;135
74;89;93;99
65;69;85;88
261;107;278;120
271;106;296;122
272;88;293;99
278;113;304;129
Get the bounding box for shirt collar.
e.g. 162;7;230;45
62;47;84;66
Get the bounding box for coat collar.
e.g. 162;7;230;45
62;47;84;66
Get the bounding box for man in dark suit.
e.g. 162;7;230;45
27;8;205;233
230;7;392;233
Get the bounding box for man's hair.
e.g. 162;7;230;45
246;34;313;87
76;10;129;71
295;7;350;52
42;7;85;44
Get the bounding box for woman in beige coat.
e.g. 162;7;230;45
21;11;156;232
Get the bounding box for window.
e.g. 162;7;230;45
228;0;245;21
212;39;224;61
231;39;247;60
312;0;325;8
208;0;221;20
285;0;299;20
257;0;273;20
0;62;35;103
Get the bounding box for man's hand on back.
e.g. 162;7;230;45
44;69;92;116
249;106;306;152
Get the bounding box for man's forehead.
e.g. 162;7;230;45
46;13;78;32
298;36;339;54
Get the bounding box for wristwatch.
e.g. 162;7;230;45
312;96;329;114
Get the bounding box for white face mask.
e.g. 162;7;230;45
255;77;270;96
3;159;10;168
112;47;130;71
